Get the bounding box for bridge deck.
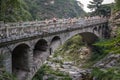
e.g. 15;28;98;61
0;18;108;45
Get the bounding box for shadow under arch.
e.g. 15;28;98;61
79;32;99;45
12;43;31;78
50;36;61;55
65;32;99;45
33;39;48;63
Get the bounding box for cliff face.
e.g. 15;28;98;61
25;0;85;20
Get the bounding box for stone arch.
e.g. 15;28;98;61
33;39;48;61
50;36;61;54
93;26;97;33
10;42;31;51
12;43;31;76
65;32;99;45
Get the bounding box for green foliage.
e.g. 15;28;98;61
0;71;17;80
0;55;16;80
98;4;112;17
63;35;83;51
53;35;86;66
91;67;120;80
88;0;103;11
32;65;46;80
85;30;120;67
50;59;63;65
0;0;85;22
92;28;120;54
47;77;55;80
32;64;72;80
82;45;108;68
0;0;32;22
94;35;120;54
26;0;85;20
88;0;112;17
114;0;120;11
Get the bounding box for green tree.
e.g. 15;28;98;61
99;4;112;17
88;0;103;11
87;0;104;16
0;0;85;22
88;0;112;17
0;0;32;22
115;0;120;11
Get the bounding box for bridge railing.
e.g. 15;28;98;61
0;18;108;43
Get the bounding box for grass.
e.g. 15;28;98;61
32;64;72;80
0;71;17;80
91;67;120;80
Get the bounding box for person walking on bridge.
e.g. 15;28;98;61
53;17;57;27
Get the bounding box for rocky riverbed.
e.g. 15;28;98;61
39;47;92;80
40;49;120;80
43;57;91;80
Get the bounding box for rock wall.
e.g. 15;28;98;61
110;11;120;37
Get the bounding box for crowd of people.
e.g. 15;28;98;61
44;16;106;27
1;16;106;28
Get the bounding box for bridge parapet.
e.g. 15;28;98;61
0;18;108;43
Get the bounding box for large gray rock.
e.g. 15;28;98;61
93;53;120;68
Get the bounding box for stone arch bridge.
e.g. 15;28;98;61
0;18;109;80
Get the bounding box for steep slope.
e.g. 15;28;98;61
0;0;32;22
25;0;85;20
0;0;85;22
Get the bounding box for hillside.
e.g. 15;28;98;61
0;0;85;22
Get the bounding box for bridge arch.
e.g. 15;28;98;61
12;43;31;76
79;32;99;44
50;36;61;55
93;26;98;33
64;31;99;45
33;39;48;60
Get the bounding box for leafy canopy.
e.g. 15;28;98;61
88;0;103;11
